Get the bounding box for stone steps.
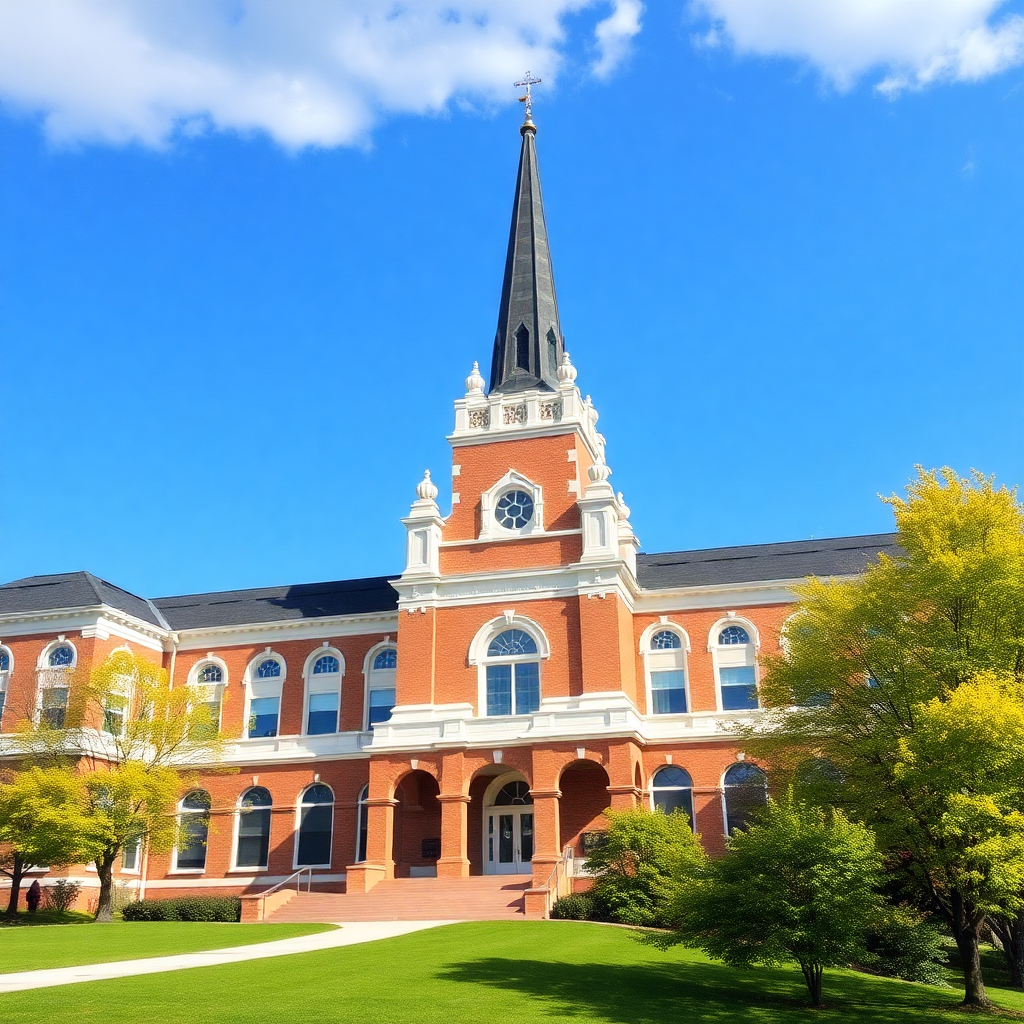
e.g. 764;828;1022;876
265;875;534;923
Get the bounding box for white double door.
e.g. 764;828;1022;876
485;807;534;874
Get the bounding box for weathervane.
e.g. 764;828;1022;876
515;71;542;122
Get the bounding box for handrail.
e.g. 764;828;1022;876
255;866;312;919
541;846;573;919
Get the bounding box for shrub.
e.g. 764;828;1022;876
550;893;595;920
863;908;950;986
586;807;706;928
43;880;81;914
122;896;240;923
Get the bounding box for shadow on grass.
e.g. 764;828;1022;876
0;910;92;927
439;956;967;1022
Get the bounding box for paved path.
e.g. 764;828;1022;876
0;920;457;994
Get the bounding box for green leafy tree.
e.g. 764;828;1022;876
675;794;884;1008
753;468;1024;1008
0;766;102;915
13;648;226;922
585;807;706;926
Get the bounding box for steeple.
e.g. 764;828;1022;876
489;91;564;394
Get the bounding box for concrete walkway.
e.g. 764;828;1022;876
0;920;457;994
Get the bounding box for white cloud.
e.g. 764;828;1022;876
690;0;1024;93
0;0;642;149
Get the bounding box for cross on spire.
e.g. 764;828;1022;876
515;71;542;122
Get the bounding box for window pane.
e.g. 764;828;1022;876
235;808;270;868
313;655;339;675
296;804;333;866
653;788;694;824
720;666;758;710
256;659;281;678
373;649;397;670
176;816;209;870
513;662;540;714
487;629;538;657
122;839;140;871
651;630;681;650
719;626;750;645
651;670;687;713
248;696;279;738
368;687;395;725
307;692;338;735
486;665;512;716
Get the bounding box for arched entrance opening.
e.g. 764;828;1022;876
481;773;534;875
391;769;441;877
558;760;611;859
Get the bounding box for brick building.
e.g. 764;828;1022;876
0;109;896;911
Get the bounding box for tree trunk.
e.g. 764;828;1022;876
4;853;24;917
990;913;1024;989
799;961;824;1007
93;852;116;923
953;921;991;1008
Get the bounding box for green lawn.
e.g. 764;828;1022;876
0;921;1021;1022
0;922;333;974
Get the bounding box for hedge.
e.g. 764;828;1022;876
122;896;241;922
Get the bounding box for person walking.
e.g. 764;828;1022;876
25;880;41;915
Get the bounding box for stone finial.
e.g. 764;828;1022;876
465;361;485;394
416;470;439;501
588;457;612;484
557;351;577;385
617;491;631;520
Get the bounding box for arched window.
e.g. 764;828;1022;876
485;629;540;716
651;766;694;828
235;787;272;869
175;790;211;871
40;643;75;728
366;648;396;727
0;648;10;726
247;656;285;738
722;763;768;835
295;784;334;867
355;785;369;863
192;663;224;737
306;653;341;736
646;629;688;714
492;780;533;805
713;623;759;711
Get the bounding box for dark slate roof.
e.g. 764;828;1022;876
636;533;901;591
0;572;167;628
489;117;564;395
153;576;400;631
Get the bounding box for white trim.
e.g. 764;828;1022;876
468;615;549;720
720;762;768;836
362;640;397;732
639;621;692;718
242;650;287;739
478;470;545;541
37;637;78;671
232;785;273;872
649;763;696;831
301;646;344;737
172;788;211;873
707;615;761;652
480;770;533;875
173;612;399;651
708;615;761;714
293;783;335;870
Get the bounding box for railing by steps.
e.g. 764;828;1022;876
540;847;574;919
252;866;312;921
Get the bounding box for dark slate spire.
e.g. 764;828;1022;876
488;113;564;394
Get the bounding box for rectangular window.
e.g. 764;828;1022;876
486;665;512;716
296;805;333;866
236;809;271;869
42;687;69;729
307;692;339;735
651;669;688;714
513;663;540;715
103;696;127;736
248;696;280;738
121;838;141;872
368;688;396;726
720;666;758;710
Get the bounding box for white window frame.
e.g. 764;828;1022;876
478;470;545;541
243;649;286;739
120;836;142;875
302;645;344;737
231;787;272;873
0;645;12;729
708;615;761;712
36;638;77;726
649;764;696;831
355;784;369;863
188;656;228;733
293;783;335;870
720;762;768;836
172;789;211;874
362;641;397;731
468;614;550;718
639;620;691;716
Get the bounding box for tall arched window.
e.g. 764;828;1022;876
295;784;334;867
714;624;759;711
355;785;369;863
247;656;284;738
0;648;10;726
40;643;75;728
175;790;211;871
651;766;694;829
367;648;396;727
306;654;341;735
646;629;688;714
192;663;224;736
485;629;540;716
235;787;272;869
722;763;768;835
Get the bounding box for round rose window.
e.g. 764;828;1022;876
495;489;534;529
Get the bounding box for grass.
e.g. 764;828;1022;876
0;921;334;973
0;921;1020;1022
0;910;94;927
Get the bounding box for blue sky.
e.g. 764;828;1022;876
2;1;1022;598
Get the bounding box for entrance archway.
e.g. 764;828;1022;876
559;760;611;858
391;769;441;877
482;774;534;875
